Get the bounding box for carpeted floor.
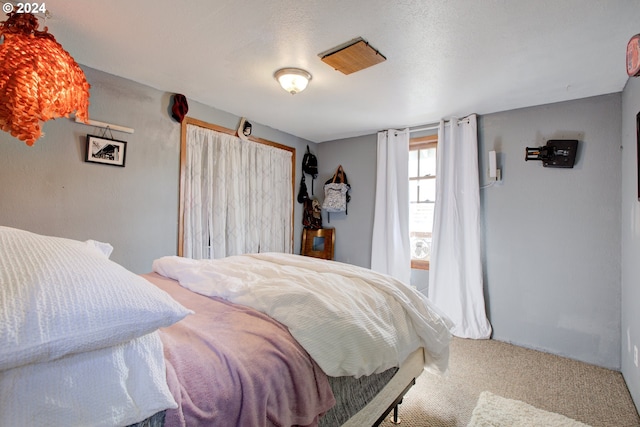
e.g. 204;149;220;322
379;338;640;427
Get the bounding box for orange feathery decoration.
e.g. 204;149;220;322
0;12;90;146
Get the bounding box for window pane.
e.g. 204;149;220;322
409;180;418;203
409;150;419;177
418;178;436;202
409;202;434;234
409;202;434;262
410;236;431;261
420;148;436;177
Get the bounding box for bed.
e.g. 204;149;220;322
0;226;452;426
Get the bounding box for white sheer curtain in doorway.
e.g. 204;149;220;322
183;124;293;259
370;129;411;285
428;114;491;339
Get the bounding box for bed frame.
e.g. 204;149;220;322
373;379;416;426
342;347;425;426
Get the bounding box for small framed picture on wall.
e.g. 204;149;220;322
85;135;127;167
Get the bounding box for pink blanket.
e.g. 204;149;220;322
142;273;336;427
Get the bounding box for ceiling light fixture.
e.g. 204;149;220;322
0;11;90;146
274;68;312;95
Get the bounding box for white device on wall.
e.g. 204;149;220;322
489;150;497;178
488;150;501;182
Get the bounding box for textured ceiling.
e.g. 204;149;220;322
4;0;640;142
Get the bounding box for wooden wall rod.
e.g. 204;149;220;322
74;117;135;134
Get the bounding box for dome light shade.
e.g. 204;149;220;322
274;68;312;95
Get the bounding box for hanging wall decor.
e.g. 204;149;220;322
627;33;640;77
237;117;252;141
85;135;127;168
171;94;188;123
0;11;90;145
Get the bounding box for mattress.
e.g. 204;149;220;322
320;367;399;426
342;347;425;426
127;411;166;427
319;347;425;426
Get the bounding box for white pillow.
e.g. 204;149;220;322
0;331;177;426
84;239;114;258
0;226;191;371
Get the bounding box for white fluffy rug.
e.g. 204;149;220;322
467;392;592;427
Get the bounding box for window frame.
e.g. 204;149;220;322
409;134;437;270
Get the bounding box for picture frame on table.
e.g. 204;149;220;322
301;227;335;260
85;135;127;167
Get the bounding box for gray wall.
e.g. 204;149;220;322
621;77;640;409
321;95;622;371
315;135;377;267
0;66;314;273
478;95;621;370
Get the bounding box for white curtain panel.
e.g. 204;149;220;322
370;129;411;285
428;115;492;339
184;125;292;259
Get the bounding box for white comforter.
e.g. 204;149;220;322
153;253;452;377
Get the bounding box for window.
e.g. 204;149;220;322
409;134;437;270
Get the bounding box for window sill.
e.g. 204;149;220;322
411;259;430;270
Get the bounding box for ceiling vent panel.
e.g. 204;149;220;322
319;37;386;75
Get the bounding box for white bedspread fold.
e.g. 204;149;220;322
153;253;452;377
